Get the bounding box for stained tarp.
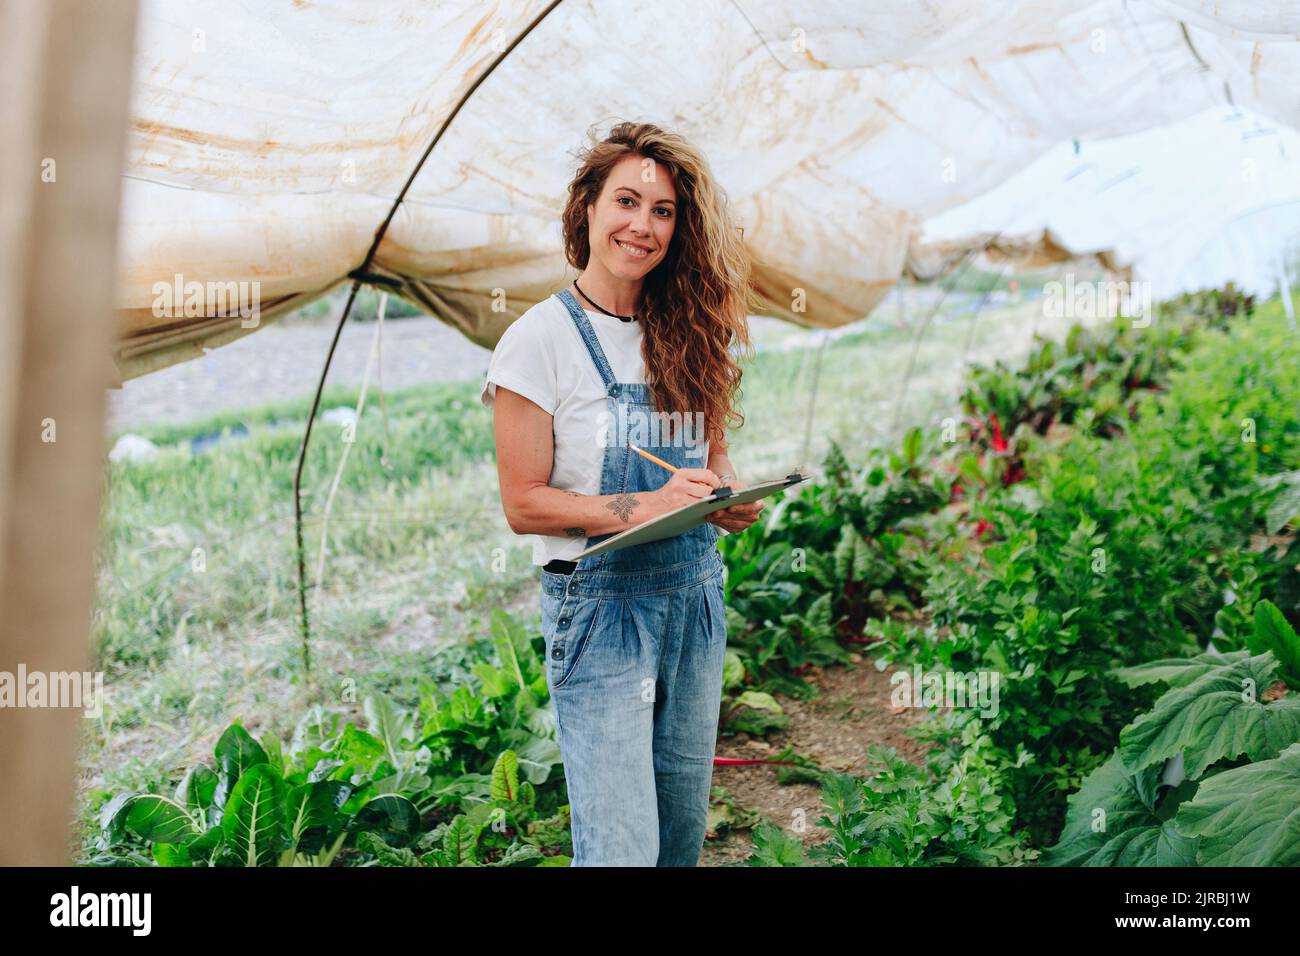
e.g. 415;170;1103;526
113;0;1300;382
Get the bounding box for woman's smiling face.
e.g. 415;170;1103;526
586;153;677;281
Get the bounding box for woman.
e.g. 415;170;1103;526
480;121;763;866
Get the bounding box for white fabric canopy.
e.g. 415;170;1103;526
923;106;1300;301
114;0;1300;380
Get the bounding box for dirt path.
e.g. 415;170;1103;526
700;652;938;867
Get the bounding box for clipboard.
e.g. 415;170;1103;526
572;472;809;561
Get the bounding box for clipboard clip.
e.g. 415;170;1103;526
713;485;735;500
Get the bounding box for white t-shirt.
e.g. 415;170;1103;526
480;293;716;565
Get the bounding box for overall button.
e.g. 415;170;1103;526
558;615;571;628
608;383;620;397
551;647;563;660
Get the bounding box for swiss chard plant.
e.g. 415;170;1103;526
717;648;789;738
717;432;947;696
354;750;572;866
410;608;563;815
87;608;575;866
91;720;421;866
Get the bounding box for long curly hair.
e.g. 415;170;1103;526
561;121;754;448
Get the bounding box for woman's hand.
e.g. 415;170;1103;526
652;468;721;514
705;478;764;533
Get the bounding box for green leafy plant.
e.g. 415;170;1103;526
375;751;571;866
1044;637;1299;866
718;649;789;737
837;294;1300;851
717;434;946;694
93;722;420;866
411;608;564;816
747;740;1037;867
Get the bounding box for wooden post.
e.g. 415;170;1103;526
0;0;138;865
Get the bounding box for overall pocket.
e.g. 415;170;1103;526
547;594;605;690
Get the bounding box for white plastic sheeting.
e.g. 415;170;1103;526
923;107;1300;301
114;0;1300;380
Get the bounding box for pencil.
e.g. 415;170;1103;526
628;441;677;474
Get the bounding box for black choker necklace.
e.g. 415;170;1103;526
574;278;637;322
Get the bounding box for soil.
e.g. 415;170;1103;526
699;652;941;867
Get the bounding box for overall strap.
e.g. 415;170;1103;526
554;288;617;388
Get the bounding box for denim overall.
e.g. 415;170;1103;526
539;288;728;866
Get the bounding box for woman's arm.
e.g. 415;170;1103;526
704;433;764;532
492;386;718;537
705;440;737;487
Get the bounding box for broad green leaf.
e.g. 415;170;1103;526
152;842;190;867
462;801;499;829
124;795;200;844
285;780;348;851
151;825;221;866
349;794;421;848
1041;752;1197;867
443;814;481;866
958;455;986;488
472;663;511;699
97;791;138;847
1111;650;1251;689
221;763;286;867
1264;472;1300;534
1174;742;1300;866
484;842;543;867
490;608;531;691
490;750;521;803
733;690;783;714
260;732;284;773
356;830;422;867
332;725;388;776
1249;600;1300;688
174;765;217;814
288;705;342;769
183;826;224;865
364;692;415;768
509;733;560;786
722;650;745;691
1119;652;1300;779
213;723;269;812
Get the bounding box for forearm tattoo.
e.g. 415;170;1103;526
605;492;639;523
562;490;584;536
